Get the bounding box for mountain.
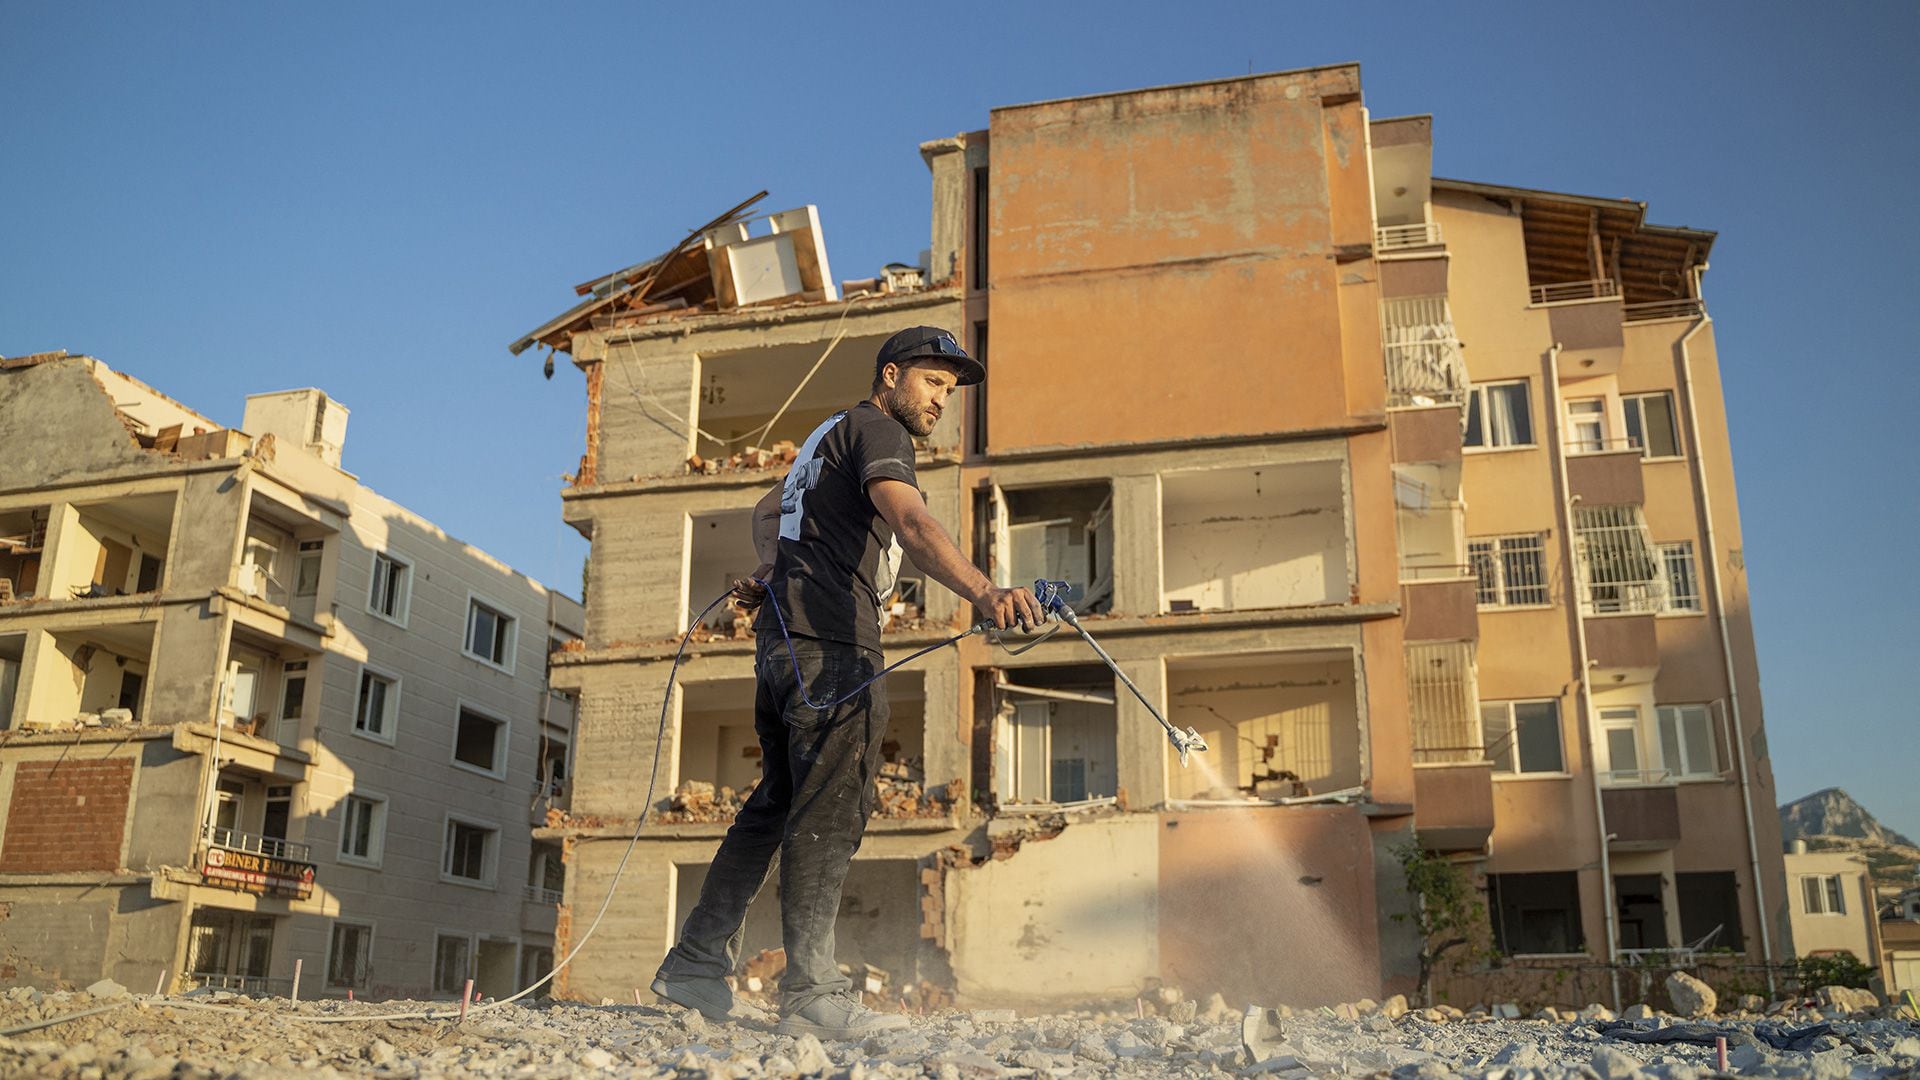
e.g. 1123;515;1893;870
1780;788;1917;850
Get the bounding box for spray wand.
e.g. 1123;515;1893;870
1026;579;1210;767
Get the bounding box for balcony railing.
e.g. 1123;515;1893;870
1602;768;1674;787
1564;437;1642;456
1382;296;1469;408
1623;299;1705;323
1376;222;1443;251
183;971;290;995
1574;506;1668;615
1408;641;1480;765
1399;562;1476;583
525;885;564;904
202;824;311;863
1530;279;1619;305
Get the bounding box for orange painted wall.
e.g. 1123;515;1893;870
984;68;1376;451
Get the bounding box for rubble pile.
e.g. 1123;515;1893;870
655;779;758;824
4;978;1915;1079
686;439;798;477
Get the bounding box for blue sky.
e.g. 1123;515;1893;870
3;4;1915;838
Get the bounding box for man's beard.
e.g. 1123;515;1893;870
883;389;936;437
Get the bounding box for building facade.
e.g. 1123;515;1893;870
0;354;581;1000
1784;845;1880;967
523;64;1787;1008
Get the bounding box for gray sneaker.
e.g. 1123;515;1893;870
776;992;912;1040
649;974;734;1021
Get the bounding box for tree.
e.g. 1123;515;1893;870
1392;837;1486;1005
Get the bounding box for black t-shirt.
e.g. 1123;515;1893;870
755;402;918;656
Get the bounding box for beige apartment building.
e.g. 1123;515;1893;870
519;64;1788;1008
0;354;582;1000
1783;843;1879;968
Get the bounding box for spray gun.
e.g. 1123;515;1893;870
1003;579;1210;768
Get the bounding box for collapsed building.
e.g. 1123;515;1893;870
518;64;1789;1008
0;355;582;999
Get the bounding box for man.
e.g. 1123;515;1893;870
651;326;1043;1039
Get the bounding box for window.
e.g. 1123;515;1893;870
1676;871;1745;951
339;794;386;865
295;539;323;598
433;933;472;994
355;668;398;741
1659;541;1702;613
1481;700;1564;774
453;706;506;775
465;598;515;669
1657;704;1716;779
276;660;306;743
1802;874;1847;916
1408;642;1479;764
1623;392;1681;458
970;165;989;288
443;818;497;885
1599;706;1648;783
262;785;291;841
1566;397;1606;453
1489;871;1585;955
1463;381;1533;449
368;552;409;623
1469;534;1549;607
326;922;372;989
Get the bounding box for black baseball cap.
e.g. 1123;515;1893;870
874;326;985;386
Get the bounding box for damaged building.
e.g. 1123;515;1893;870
0;354;582;1000
519;64;1787;1008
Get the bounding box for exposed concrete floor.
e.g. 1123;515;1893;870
3;986;1918;1079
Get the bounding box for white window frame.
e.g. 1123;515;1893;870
463;591;517;675
325;919;375;990
450;700;510;780
1801;874;1847;916
1480;699;1566;776
294;539;324;599
1468;533;1551;608
432;930;475;995
440;814;500;889
1656;704;1717;780
1657;541;1703;614
337;791;388;868
367;550;412;627
1623;391;1684;460
1463;379;1535;451
352;663;401;745
1597;706;1658;785
1565;396;1607;454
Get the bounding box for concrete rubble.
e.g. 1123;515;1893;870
3;984;1917;1079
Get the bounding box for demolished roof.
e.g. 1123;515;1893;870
510;191;769;357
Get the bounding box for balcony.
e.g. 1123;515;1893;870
1623;299;1705;323
1407;642;1479;765
202;824;311;863
1584;613;1659;684
524;885;564;905
1530;279;1618;306
1413;762;1494;852
1401;576;1479;642
1382;296;1468;409
1573;506;1666;616
1601;780;1681;850
1564;443;1645;505
1376;222;1443;252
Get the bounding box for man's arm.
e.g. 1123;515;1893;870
867;478;1043;630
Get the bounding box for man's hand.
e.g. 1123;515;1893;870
973;583;1046;631
732;564;773;615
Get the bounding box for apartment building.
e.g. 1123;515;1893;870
0;354;582;1000
1783;843;1879;969
519;64;1787;1008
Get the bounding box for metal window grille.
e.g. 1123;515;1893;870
1407;642;1479;764
1468;534;1548;606
1381;295;1468;407
1573;506;1667;614
1658;541;1702;612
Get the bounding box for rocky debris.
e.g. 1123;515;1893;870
1;983;1916;1079
1665;969;1717;1017
655;766;957;825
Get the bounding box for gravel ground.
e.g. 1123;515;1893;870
3;985;1917;1079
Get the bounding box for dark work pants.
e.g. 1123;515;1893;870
657;633;888;1009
